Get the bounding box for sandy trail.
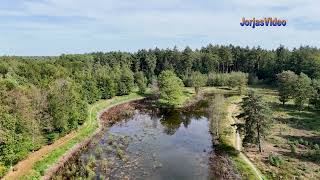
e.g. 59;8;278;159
3;132;77;180
227;101;264;180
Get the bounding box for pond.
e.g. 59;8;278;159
54;100;218;180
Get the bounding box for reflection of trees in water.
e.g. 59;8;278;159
160;109;200;135
181;115;191;128
160;110;181;135
209;94;225;139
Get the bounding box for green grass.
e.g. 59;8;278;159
22;93;144;179
156;87;196;108
233;155;260;179
246;85;320;179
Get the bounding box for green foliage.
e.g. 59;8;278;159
95;65;116;99
135;71;147;94
184;71;207;94
118;66;134;95
158;70;184;106
48;79;88;133
136;50;156;84
277;71;316;109
207;72;248;94
268;154;283;167
293;73;313;109
207;73;229;86
228;72;248;94
209;94;226;138
1;44;320;178
310;79;320;109
238;91;272;152
0;80;46;168
248;73;260;85
276;70;298;105
290;144;297;155
0;63;9;78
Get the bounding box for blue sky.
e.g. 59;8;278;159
0;0;319;55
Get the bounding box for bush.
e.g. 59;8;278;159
314;144;320;150
298;138;304;145
46;132;60;144
248;73;259;85
228;72;248;94
184;71;207;94
290;144;297;155
207;73;229;86
0;164;8;178
268;154;283;167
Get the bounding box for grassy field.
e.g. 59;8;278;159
245;86;320;179
206;85;320;179
16;93;145;179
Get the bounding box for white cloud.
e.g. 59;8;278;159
0;0;319;55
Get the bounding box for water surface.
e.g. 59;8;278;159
56;105;214;180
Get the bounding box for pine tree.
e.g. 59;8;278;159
158;70;184;106
135;71;147;94
237;91;272;153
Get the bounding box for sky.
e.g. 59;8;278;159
0;0;320;56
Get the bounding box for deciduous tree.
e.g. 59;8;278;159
158;70;184;106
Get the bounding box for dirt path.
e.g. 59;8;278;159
227;101;264;180
3;131;77;180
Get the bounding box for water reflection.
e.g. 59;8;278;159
159;109;206;135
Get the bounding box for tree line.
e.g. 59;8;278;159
0;44;320;176
277;70;320;109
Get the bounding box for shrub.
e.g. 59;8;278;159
0;164;8;178
290;144;297;155
314;144;320;150
207;73;229;86
298;138;304;145
268;154;283;167
184;71;207;94
248;73;259;85
227;72;248;94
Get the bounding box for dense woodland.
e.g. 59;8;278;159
1;44;320;176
